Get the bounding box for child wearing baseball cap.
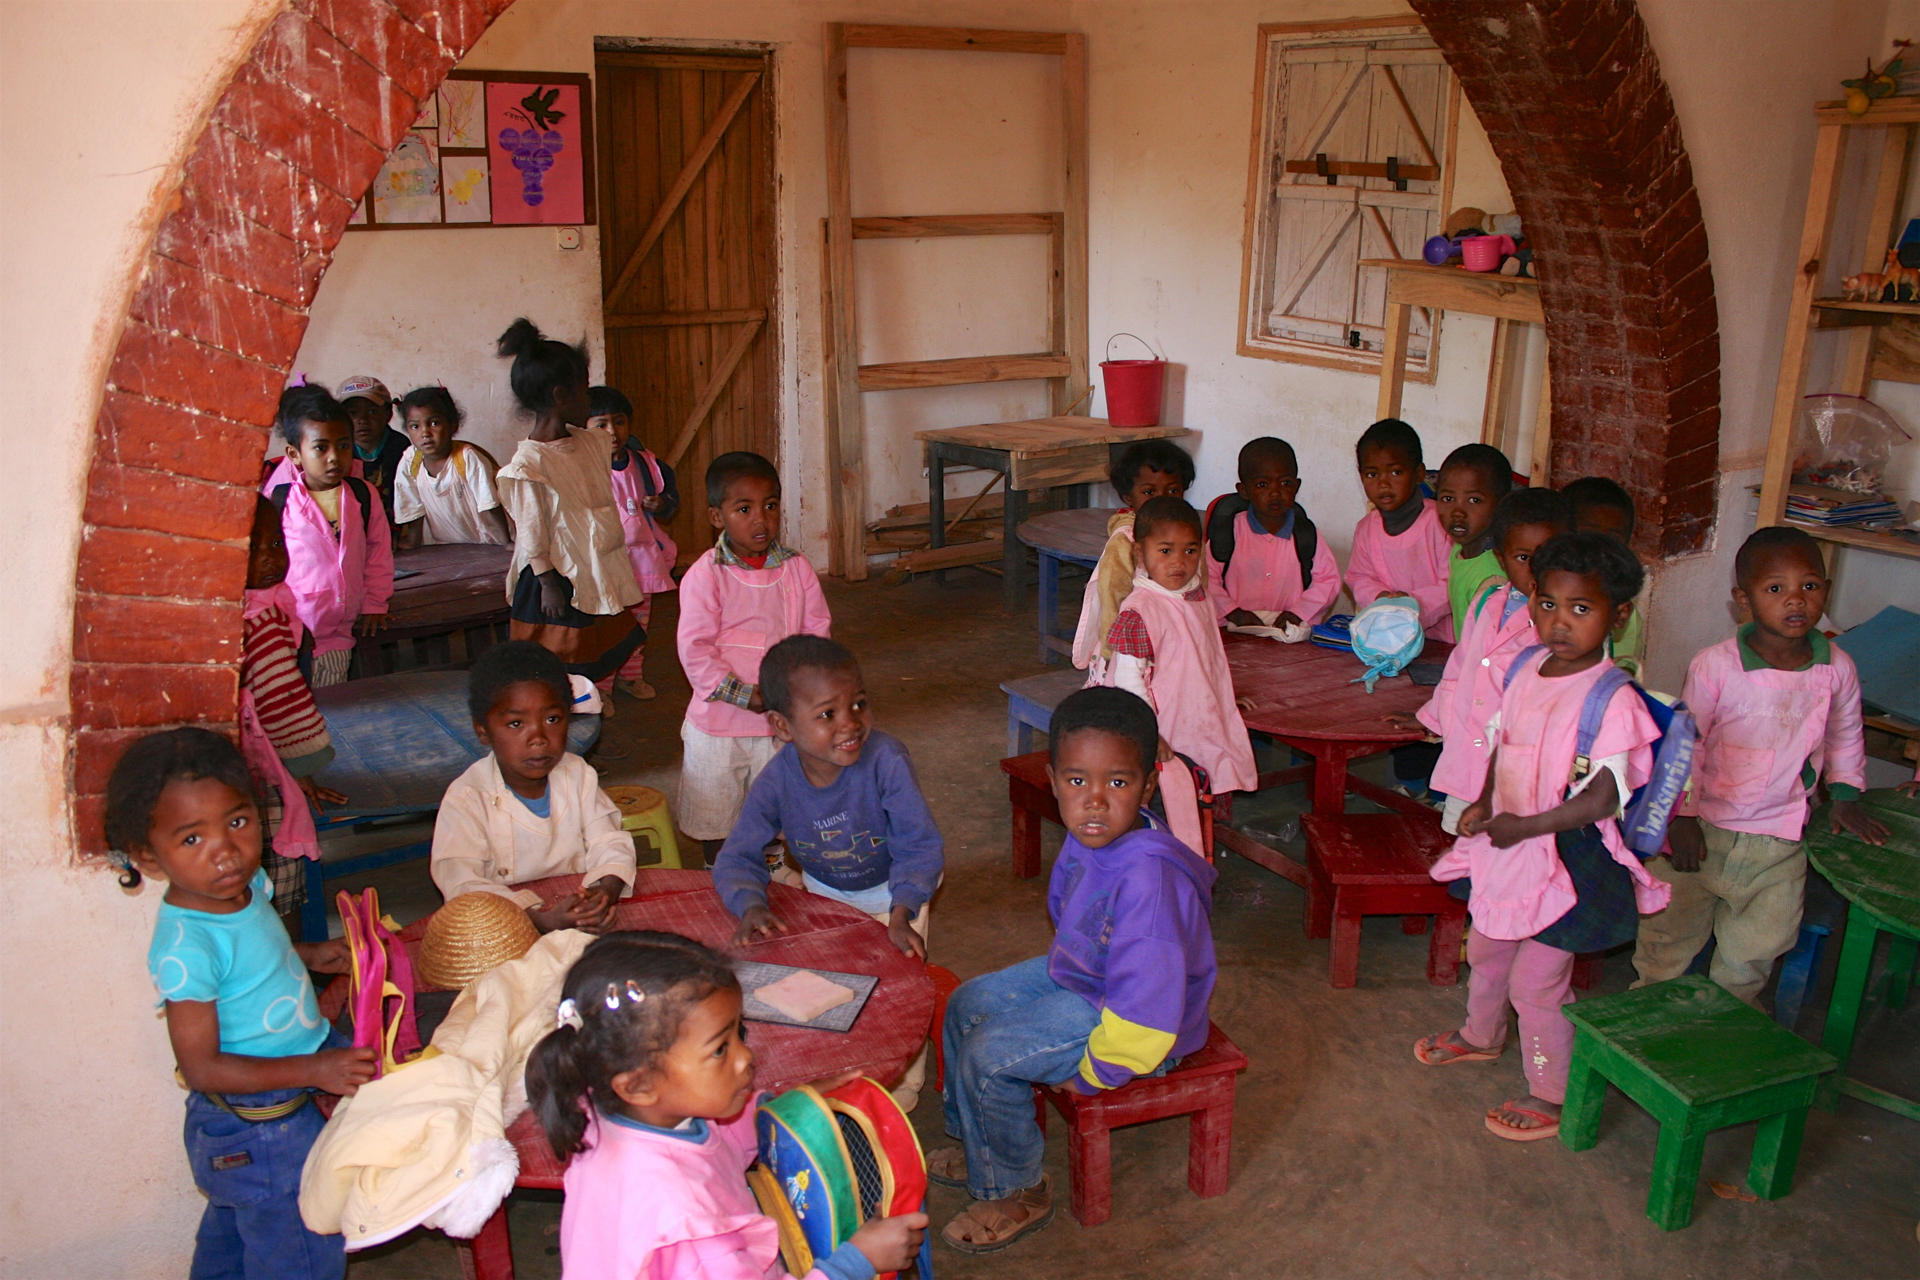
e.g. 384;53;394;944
337;375;409;522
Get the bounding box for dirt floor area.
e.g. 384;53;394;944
342;569;1918;1280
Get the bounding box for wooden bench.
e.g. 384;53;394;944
999;667;1090;757
1301;811;1467;988
1561;975;1837;1230
1033;1023;1247;1226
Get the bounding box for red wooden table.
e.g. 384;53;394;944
355;542;512;675
1217;631;1447;887
323;868;934;1279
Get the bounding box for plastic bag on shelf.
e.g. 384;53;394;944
1793;394;1912;493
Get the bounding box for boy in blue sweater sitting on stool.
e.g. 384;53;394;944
714;634;945;1106
928;686;1218;1255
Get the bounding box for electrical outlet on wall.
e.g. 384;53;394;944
556;227;583;251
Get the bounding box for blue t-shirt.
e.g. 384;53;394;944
712;731;944;918
147;868;327;1058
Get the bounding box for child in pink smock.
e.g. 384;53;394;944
1414;532;1669;1143
1206;436;1341;631
1102;497;1258;795
526;933;927;1280
1633;527;1888;1004
1391;488;1573;833
1072;439;1194;685
1347;418;1454;641
262;386;394;686
677;452;832;861
590;386;681;701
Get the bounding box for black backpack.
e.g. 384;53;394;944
1203;494;1319;588
269;476;374;534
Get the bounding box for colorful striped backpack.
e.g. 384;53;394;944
749;1077;933;1279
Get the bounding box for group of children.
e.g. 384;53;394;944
108;390;1897;1276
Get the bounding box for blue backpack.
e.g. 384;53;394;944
1502;646;1696;856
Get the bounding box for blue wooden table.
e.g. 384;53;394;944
299;670;600;940
1017;508;1114;665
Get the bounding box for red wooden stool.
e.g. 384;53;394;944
1031;1023;1247;1226
1001;750;1214;879
1302;811;1467;988
927;964;962;1090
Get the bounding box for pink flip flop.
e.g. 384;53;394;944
1485;1099;1562;1142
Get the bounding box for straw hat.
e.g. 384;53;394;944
418;892;541;990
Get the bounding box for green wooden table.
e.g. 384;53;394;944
1805;788;1920;1120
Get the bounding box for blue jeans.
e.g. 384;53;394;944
941;956;1100;1200
184;1034;346;1280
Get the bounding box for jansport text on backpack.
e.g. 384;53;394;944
1502;646;1696;855
1203;494;1319;590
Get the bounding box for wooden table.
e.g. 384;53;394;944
1018;507;1113;664
1805;789;1920;1120
323;868;935;1280
916;416;1188;610
1219;631;1446;887
356;542;513;676
301;671;599;942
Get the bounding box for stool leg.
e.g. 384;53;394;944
1011;793;1042;880
457;1203;514;1280
1818;904;1879;1110
1558;1033;1605;1152
1746;1106;1809;1200
1646;1120;1708;1231
1188;1097;1234;1199
1329;901;1361;989
1428;908;1465;986
1033;1088;1048;1134
1067;1119;1111;1226
1304;862;1332;939
1880;934;1916;1009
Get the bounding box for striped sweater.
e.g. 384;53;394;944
240;602;334;775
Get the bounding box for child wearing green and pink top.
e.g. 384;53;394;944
1435;443;1514;638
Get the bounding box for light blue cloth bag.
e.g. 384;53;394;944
1348;594;1425;692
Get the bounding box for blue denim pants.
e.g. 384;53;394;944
940;956;1101;1200
183;1034;346;1280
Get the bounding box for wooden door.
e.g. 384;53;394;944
597;50;775;564
1262;39;1451;368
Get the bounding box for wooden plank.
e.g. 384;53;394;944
1376;299;1411;419
1844;124;1913;393
1009;443;1111;490
885;494;1007;522
1378;262;1543;323
606;307;767;328
1282;159;1440;181
663;318;762;468
820;218;845;577
823;23;866;581
857;352;1070;391
1289;59;1368;166
1816;95;1920;125
1375;63;1438;167
596;51;767;71
914;415;1187;452
1481;316;1514;446
1273;205;1359;316
1530;365;1554;487
1062;31;1091;413
606;70;760;309
852;213;1060;238
1869;315;1920;383
1759;122;1848;530
842;24;1069;54
890;538;1008;573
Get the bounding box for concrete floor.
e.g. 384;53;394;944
344;568;1919;1280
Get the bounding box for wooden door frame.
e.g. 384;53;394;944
821;23;1090;580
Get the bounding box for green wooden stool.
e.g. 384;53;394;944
1560;976;1837;1230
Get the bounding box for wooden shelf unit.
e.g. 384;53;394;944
1759;97;1920;557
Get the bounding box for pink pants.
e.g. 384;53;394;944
1462;931;1576;1103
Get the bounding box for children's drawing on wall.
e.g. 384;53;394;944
486;81;586;225
411;88;438;131
439;79;485;148
442;155;491;224
371;130;442;225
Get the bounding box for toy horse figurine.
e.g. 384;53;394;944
1843;269;1887;302
1883;247;1920;303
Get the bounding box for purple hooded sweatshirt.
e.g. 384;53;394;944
1047;814;1217;1092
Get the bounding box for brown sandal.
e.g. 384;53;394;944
926;1146;968;1189
940;1178;1055;1254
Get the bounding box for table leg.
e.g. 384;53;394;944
1003;485;1029;612
1816;902;1879;1111
1746;1105;1809;1201
1039;550;1062;665
1879;933;1915;1009
1067;482;1090;509
457;1203;515;1280
928;448;948;585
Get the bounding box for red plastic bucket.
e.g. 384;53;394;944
1101;333;1165;428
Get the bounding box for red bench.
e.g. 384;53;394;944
1302;811;1467;988
1032;1023;1247;1226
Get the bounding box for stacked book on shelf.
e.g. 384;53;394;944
1782;483;1904;529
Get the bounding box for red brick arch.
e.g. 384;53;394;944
67;0;1720;851
69;0;515;850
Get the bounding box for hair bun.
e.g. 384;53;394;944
497;317;545;360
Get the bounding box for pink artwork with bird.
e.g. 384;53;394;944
486;82;586;225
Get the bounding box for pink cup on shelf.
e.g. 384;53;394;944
1461;234;1516;272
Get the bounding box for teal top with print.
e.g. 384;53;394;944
147;868;328;1058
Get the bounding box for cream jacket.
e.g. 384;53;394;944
496;426;644;617
300;930;592;1246
430;753;636;908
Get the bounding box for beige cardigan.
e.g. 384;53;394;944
429;752;637;908
300;930;593;1246
495;426;644;617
